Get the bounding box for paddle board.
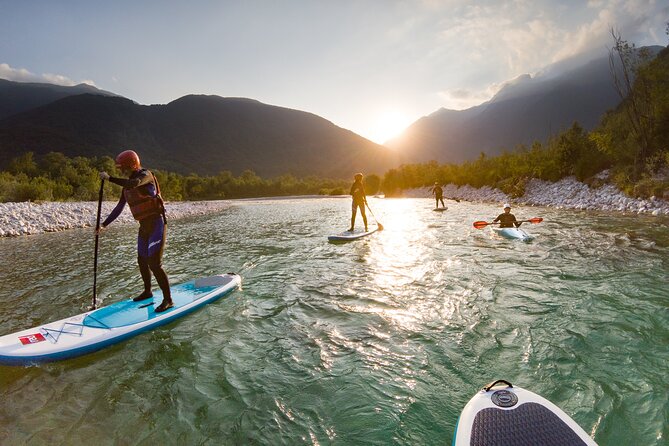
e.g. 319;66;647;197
0;273;241;366
328;227;379;242
492;226;534;241
453;380;597;446
433;207;448;212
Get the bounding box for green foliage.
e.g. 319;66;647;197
2;40;666;203
0;151;349;202
365;174;381;195
7;152;38;177
632;176;669;199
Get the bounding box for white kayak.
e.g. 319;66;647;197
453;380;597;446
0;273;241;366
328;226;379;242
492;226;534;241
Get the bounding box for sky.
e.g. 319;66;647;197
1;0;668;144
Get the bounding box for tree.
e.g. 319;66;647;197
365;174;381;195
608;28;655;169
8;152;38;176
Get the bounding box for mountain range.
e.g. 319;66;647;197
0;78;119;121
0;46;663;177
0;89;396;178
386;46;664;164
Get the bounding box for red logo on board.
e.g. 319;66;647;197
19;333;46;345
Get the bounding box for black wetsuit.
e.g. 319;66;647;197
493;213;520;228
431;185;445;208
350;180;367;230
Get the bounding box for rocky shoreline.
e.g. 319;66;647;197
405;175;669;215
0;200;232;237
2;176;668;238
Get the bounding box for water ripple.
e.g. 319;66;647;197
0;198;667;444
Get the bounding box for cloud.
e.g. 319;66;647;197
554;0;669;61
0;63;95;86
438;81;508;110
431;0;667;110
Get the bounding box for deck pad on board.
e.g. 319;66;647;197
453;380;597;446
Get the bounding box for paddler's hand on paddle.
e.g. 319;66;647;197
99;171;110;181
95;225;106;235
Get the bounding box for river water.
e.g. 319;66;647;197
0;197;667;445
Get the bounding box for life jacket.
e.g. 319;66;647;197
123;170;165;221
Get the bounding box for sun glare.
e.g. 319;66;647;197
369;110;413;145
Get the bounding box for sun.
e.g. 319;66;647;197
369;110;413;145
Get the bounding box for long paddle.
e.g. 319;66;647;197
365;201;384;231
473;217;543;229
91;179;104;310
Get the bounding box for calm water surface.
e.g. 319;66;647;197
0;197;667;445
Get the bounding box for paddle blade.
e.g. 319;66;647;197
528;217;543;224
473;221;490;229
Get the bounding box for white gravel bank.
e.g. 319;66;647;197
0;200;231;237
404;175;669;215
3;175;668;238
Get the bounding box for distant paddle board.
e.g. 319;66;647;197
433;207;448;212
453;380;597;445
0;273;241;366
328;227;379;242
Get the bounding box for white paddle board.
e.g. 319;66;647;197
453;380;597;445
0;273;241;366
328;227;379;242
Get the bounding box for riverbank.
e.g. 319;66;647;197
405;175;669;215
3;175;668;237
0;200;231;237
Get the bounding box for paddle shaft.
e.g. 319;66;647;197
473;217;543;229
365;201;383;230
92;179;104;309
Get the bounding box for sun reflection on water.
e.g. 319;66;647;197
354;198;467;331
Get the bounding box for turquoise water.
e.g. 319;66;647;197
0;197;667;445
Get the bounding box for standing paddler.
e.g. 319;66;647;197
349;173;368;232
430;182;446;209
98;150;174;313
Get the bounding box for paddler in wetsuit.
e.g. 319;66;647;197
349;173;368;232
493;203;521;228
98;150;173;313
431;182;446;208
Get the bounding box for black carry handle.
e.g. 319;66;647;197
483;379;513;392
91;179;104;310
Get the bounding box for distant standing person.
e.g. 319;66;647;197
431;182;446;209
493;203;521;228
98;150;174;313
349;173;368;232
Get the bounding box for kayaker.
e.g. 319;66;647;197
493;204;521;228
430;182;446;208
98;150;174;313
349;173;368;232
